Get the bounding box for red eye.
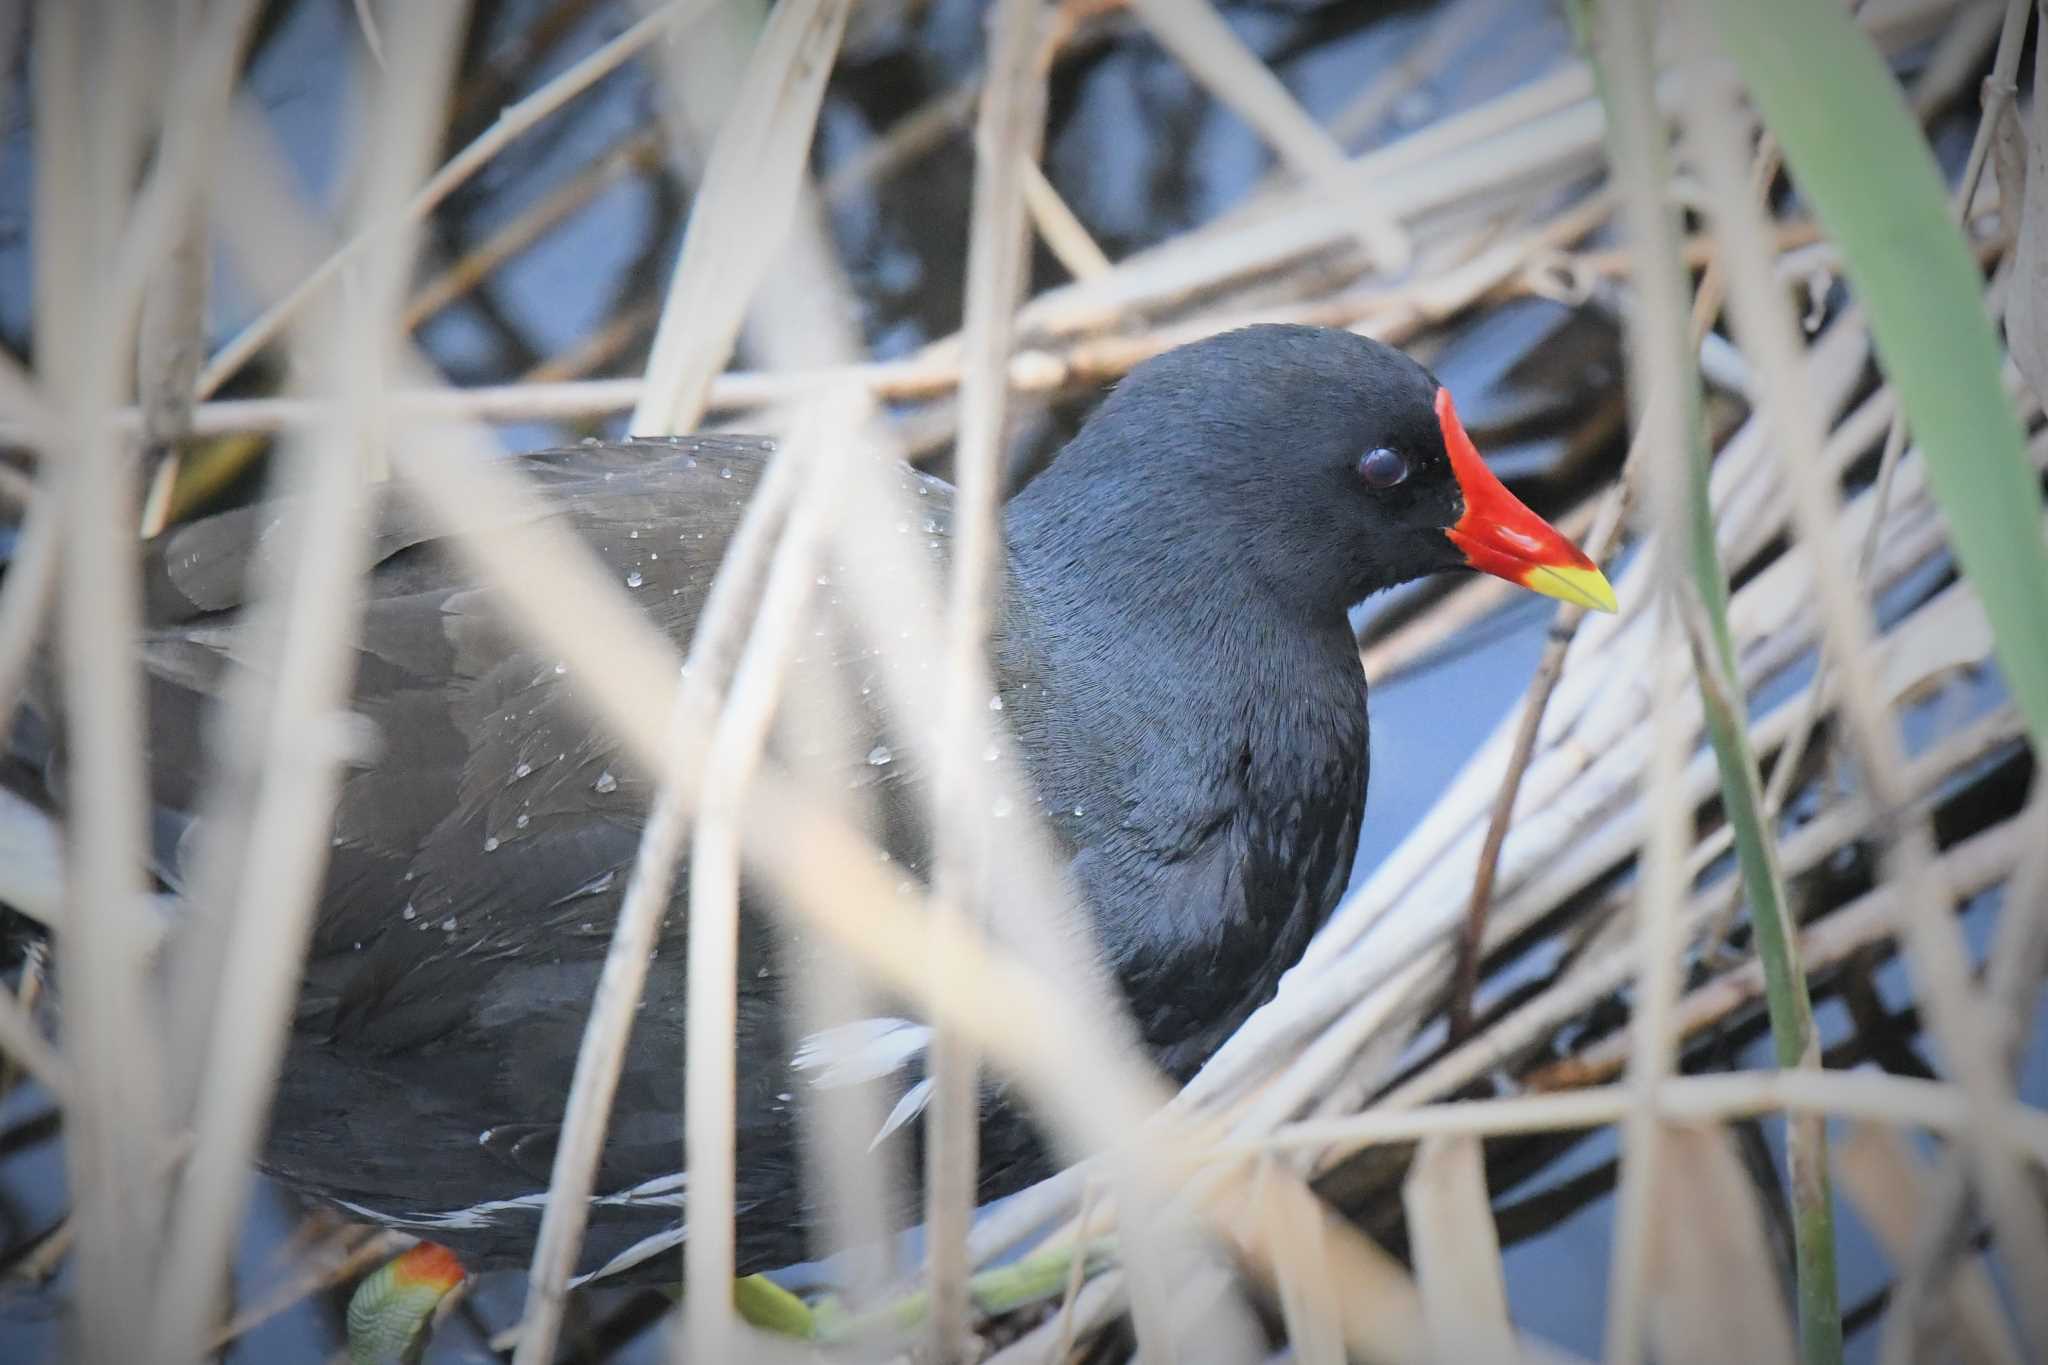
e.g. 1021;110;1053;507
1358;447;1409;489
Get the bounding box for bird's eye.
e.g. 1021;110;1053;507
1357;447;1409;489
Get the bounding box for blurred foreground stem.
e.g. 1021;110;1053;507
1574;1;1841;1361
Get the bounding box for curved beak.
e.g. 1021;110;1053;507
1436;387;1617;613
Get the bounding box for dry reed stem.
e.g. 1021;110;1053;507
0;463;30;515
521;298;663;385
1402;1135;1518;1364
680;395;856;1365
0;932;43;1070
0;494;58;752
926;1;1048;1356
1582;1;1703;1359
0;791;70;937
1691;26;2048;1353
400;128;660;332
148;12;467;1361
135;0;212;544
0;347;53;440
1021;159;1113;280
100;0;260;343
568;15;867;1350
504;413;818;1364
709;184;906;1314
643;8;862;376
1049;1178;1101;1363
1910;1;2008;121
1210;1171;1473;1365
1644;1124;1798;1365
1252;1158;1344;1365
0;971;63;1102
905;180;1618;485
1968;0;2033;238
1444;540;1611;1042
983;1274;1126;1365
149;95;393;1127
1127;0;1411;269
348;0;386;67
36;4;173;1355
197;0;702;402
1326;0;1498;147
1736;397;1913;920
628;0;853;434
821;81;979;202
12;1215;75;1286
789;902;900;1310
1879;789;2048;1365
1602;616;1689;1365
1251;1070;2048;1161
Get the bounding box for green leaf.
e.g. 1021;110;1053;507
733;1272;818;1339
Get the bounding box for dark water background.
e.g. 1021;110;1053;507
0;0;2040;1360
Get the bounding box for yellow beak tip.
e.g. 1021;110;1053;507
1523;563;1619;614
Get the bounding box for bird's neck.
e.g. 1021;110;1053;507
998;482;1369;861
1000;455;1364;703
998;464;1369;1073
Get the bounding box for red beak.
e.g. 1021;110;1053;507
1437;388;1617;612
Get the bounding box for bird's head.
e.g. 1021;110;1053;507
1054;324;1617;621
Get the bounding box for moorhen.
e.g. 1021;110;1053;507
7;324;1614;1289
